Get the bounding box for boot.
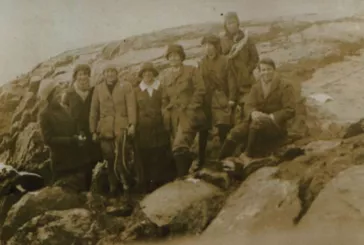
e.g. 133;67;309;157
219;139;238;160
174;152;193;178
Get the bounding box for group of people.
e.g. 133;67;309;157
38;11;296;198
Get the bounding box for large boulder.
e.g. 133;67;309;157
7;208;96;245
204;167;300;237
1;186;86;241
140;179;225;234
299;166;364;229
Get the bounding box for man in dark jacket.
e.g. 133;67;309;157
63;64;102;190
38;81;89;192
219;57;295;161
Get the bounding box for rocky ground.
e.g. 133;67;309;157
1;11;364;245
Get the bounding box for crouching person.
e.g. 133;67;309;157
89;64;136;197
219;58;295;161
160;44;206;178
134;62;176;192
63;64;102;190
39;81;90;192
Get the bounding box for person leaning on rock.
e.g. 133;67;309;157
63;64;102;190
197;34;238;168
220;11;259;122
133;62;176;192
160;44;206;178
89;64;136;198
219;58;295;162
38;81;90;192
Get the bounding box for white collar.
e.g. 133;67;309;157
139;80;160;91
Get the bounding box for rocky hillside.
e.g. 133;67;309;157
1;12;364;245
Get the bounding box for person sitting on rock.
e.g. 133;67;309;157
133;62;176;193
220;11;259;123
160;44;206;178
219;57;295;162
38;81;90;192
197;34;237;169
63;64;102;190
89;64;136;198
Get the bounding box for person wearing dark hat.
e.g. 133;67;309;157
63;64;102;190
160;44;206;178
133;62;176;192
89;63;136;197
196;34;237;168
220;11;259;123
219;57;295;162
38;81;90;192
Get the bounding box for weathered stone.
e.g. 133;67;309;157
11;92;36;124
204;167;300;237
299;166;364;229
140;179;224;234
28;75;42;94
194;168;231;190
7;208;95;245
1;186;86;241
303;140;341;155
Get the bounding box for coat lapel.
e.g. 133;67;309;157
264;76;280;100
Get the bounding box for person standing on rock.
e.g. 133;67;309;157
134;62;176;192
89;64;136;198
63;64;102;190
219;58;295;161
197;34;237;168
38;81;90;192
220;11;259;122
160;44;206;178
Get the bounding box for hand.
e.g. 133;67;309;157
251;111;265;121
228;101;235;108
92;133;98;142
127;125;135;136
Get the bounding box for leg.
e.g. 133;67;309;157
217;124;232;145
197;130;209;169
100;140;119;196
219;121;249;160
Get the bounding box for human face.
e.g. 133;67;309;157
168;52;183;68
259;63;275;83
226;19;239;34
75;70;90;86
204;43;217;58
104;69;118;84
142;70;155;84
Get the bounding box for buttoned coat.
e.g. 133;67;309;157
89;80;137;139
199;55;237;126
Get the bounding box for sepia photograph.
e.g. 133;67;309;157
1;0;364;244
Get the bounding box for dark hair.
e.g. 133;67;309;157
258;58;276;70
72;64;91;80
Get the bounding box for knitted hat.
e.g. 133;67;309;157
165;44;186;61
37;79;59;101
72;64;91;80
258;57;276;70
224;12;240;24
201;34;222;54
103;63;118;73
138;62;159;78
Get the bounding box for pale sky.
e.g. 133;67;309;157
0;0;362;84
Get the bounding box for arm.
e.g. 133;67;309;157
226;61;238;102
160;72;170;114
243;86;259;119
125;83;137;126
89;86;100;134
189;67;206;109
219;32;232;56
272;83;296;125
247;39;259;74
39;112;76;146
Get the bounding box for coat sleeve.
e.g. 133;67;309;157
160;72;170;113
189;67;206;110
243;85;259;118
272;83;296;125
89;85;100;134
220;33;232;55
125;83;137;125
226;60;238;102
247;39;259;74
39;111;76;146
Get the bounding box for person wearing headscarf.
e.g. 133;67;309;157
160;44;206;178
63;64;102;190
38;80;90;192
89;64;136;197
133;62;176;192
220;11;259;122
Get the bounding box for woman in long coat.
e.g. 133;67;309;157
134;62;176;192
63;64;102;190
38;82;89;192
160;44;206;178
220;12;259;120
